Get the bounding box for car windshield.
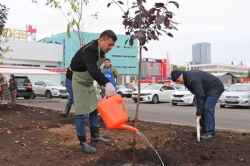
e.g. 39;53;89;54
45;81;61;86
118;85;126;89
176;86;189;91
143;84;162;90
226;84;250;92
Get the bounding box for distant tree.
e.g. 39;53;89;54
45;0;98;48
247;69;250;78
236;77;242;83
173;64;185;71
107;1;179;165
0;4;10;64
0;4;9;36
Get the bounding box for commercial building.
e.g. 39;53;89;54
140;58;171;84
38;30;138;85
192;42;211;64
0;27;139;85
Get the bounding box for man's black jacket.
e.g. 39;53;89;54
183;70;224;116
69;40;110;86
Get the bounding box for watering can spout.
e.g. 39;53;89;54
116;124;138;132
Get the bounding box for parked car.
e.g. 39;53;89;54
218;83;250;108
116;85;134;98
124;85;137;91
132;84;177;104
15;75;34;99
170;86;196;106
32;80;68;99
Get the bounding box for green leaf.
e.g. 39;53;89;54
3;46;10;54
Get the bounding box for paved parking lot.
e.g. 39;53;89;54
17;96;250;132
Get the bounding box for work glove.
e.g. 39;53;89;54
105;82;116;97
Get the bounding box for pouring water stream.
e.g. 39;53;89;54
137;131;165;166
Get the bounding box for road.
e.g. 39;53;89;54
18;96;250;132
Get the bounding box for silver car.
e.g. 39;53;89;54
116;85;134;98
219;83;250;108
32;80;68;99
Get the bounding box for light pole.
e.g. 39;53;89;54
125;58;130;84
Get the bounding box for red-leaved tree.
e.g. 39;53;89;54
107;1;179;165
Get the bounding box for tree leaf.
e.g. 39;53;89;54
169;1;179;9
166;11;173;19
107;3;111;8
118;1;124;5
129;36;134;46
164;17;170;27
143;46;148;51
125;31;130;35
167;33;173;37
148;8;156;15
155;3;164;8
125;39;128;45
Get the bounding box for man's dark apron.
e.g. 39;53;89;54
72;49;104;115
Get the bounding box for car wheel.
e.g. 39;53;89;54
45;91;52;99
191;99;196;106
151;95;158;104
133;99;137;103
220;105;225;108
172;103;178;105
118;92;123;98
24;96;31;99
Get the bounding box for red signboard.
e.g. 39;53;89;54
161;59;167;78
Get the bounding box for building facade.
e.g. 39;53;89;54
140;58;171;84
38;31;138;84
192;42;211;64
186;62;250;78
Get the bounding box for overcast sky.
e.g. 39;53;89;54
2;0;250;67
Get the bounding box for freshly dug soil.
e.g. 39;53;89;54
0;103;249;166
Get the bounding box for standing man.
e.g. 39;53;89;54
100;58;121;98
8;74;17;106
70;30;117;154
171;70;224;140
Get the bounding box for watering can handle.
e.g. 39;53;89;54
101;94;127;114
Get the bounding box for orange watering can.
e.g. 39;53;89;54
97;94;138;132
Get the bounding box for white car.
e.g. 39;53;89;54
116;85;134;98
170;86;196;106
219;83;250;108
132;84;177;104
32;80;68;99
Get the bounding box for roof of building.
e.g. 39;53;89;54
211;72;237;78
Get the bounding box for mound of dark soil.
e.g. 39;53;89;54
0;103;249;166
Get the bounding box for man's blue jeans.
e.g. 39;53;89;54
76;109;99;136
201;94;221;136
65;78;74;108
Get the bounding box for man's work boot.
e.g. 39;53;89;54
90;126;111;143
80;142;96;154
59;106;71;118
78;135;96;154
